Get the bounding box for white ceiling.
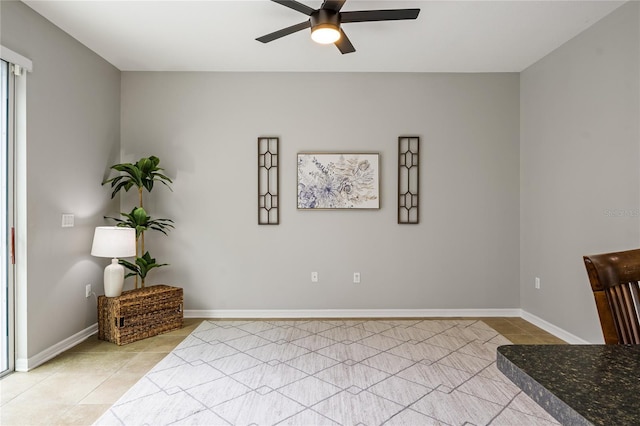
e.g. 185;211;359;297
22;0;626;72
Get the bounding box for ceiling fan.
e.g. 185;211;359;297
256;0;420;54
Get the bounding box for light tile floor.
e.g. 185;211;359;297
1;317;565;425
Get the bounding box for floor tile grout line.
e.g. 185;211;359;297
0;373;50;406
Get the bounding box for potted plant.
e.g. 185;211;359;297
102;155;173;288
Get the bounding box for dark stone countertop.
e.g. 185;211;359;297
497;344;640;426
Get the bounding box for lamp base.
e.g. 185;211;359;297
104;258;125;297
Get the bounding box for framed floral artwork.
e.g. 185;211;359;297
297;153;380;209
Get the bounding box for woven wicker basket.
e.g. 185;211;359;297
98;285;183;345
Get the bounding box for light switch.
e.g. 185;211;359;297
61;214;74;227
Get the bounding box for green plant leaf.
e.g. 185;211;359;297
132;207;148;225
102;156;172;198
119;252;168;282
137;157;153;174
104;207;173;239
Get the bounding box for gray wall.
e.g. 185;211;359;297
520;1;640;342
1;1;121;358
120;72;521;312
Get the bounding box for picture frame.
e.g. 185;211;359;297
297;152;380;209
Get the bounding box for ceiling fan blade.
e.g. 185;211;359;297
335;29;355;54
271;0;316;16
340;9;420;23
321;0;346;12
256;20;311;43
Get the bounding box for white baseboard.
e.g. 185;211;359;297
15;323;98;372
520;310;589;344
184;308;523;319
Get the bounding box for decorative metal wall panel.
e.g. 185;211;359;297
258;137;279;225
398;136;419;224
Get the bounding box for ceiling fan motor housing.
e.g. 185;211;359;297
310;9;341;32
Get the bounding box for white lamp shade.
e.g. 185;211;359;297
91;226;136;258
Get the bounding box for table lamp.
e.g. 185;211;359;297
91;226;136;297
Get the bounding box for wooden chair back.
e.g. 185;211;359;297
584;248;640;344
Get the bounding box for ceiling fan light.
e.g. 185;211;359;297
311;25;340;44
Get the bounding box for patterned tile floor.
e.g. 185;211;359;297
0;317;565;425
92;319;561;425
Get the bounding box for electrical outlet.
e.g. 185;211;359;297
353;272;361;283
85;283;92;298
311;272;318;283
535;277;541;290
